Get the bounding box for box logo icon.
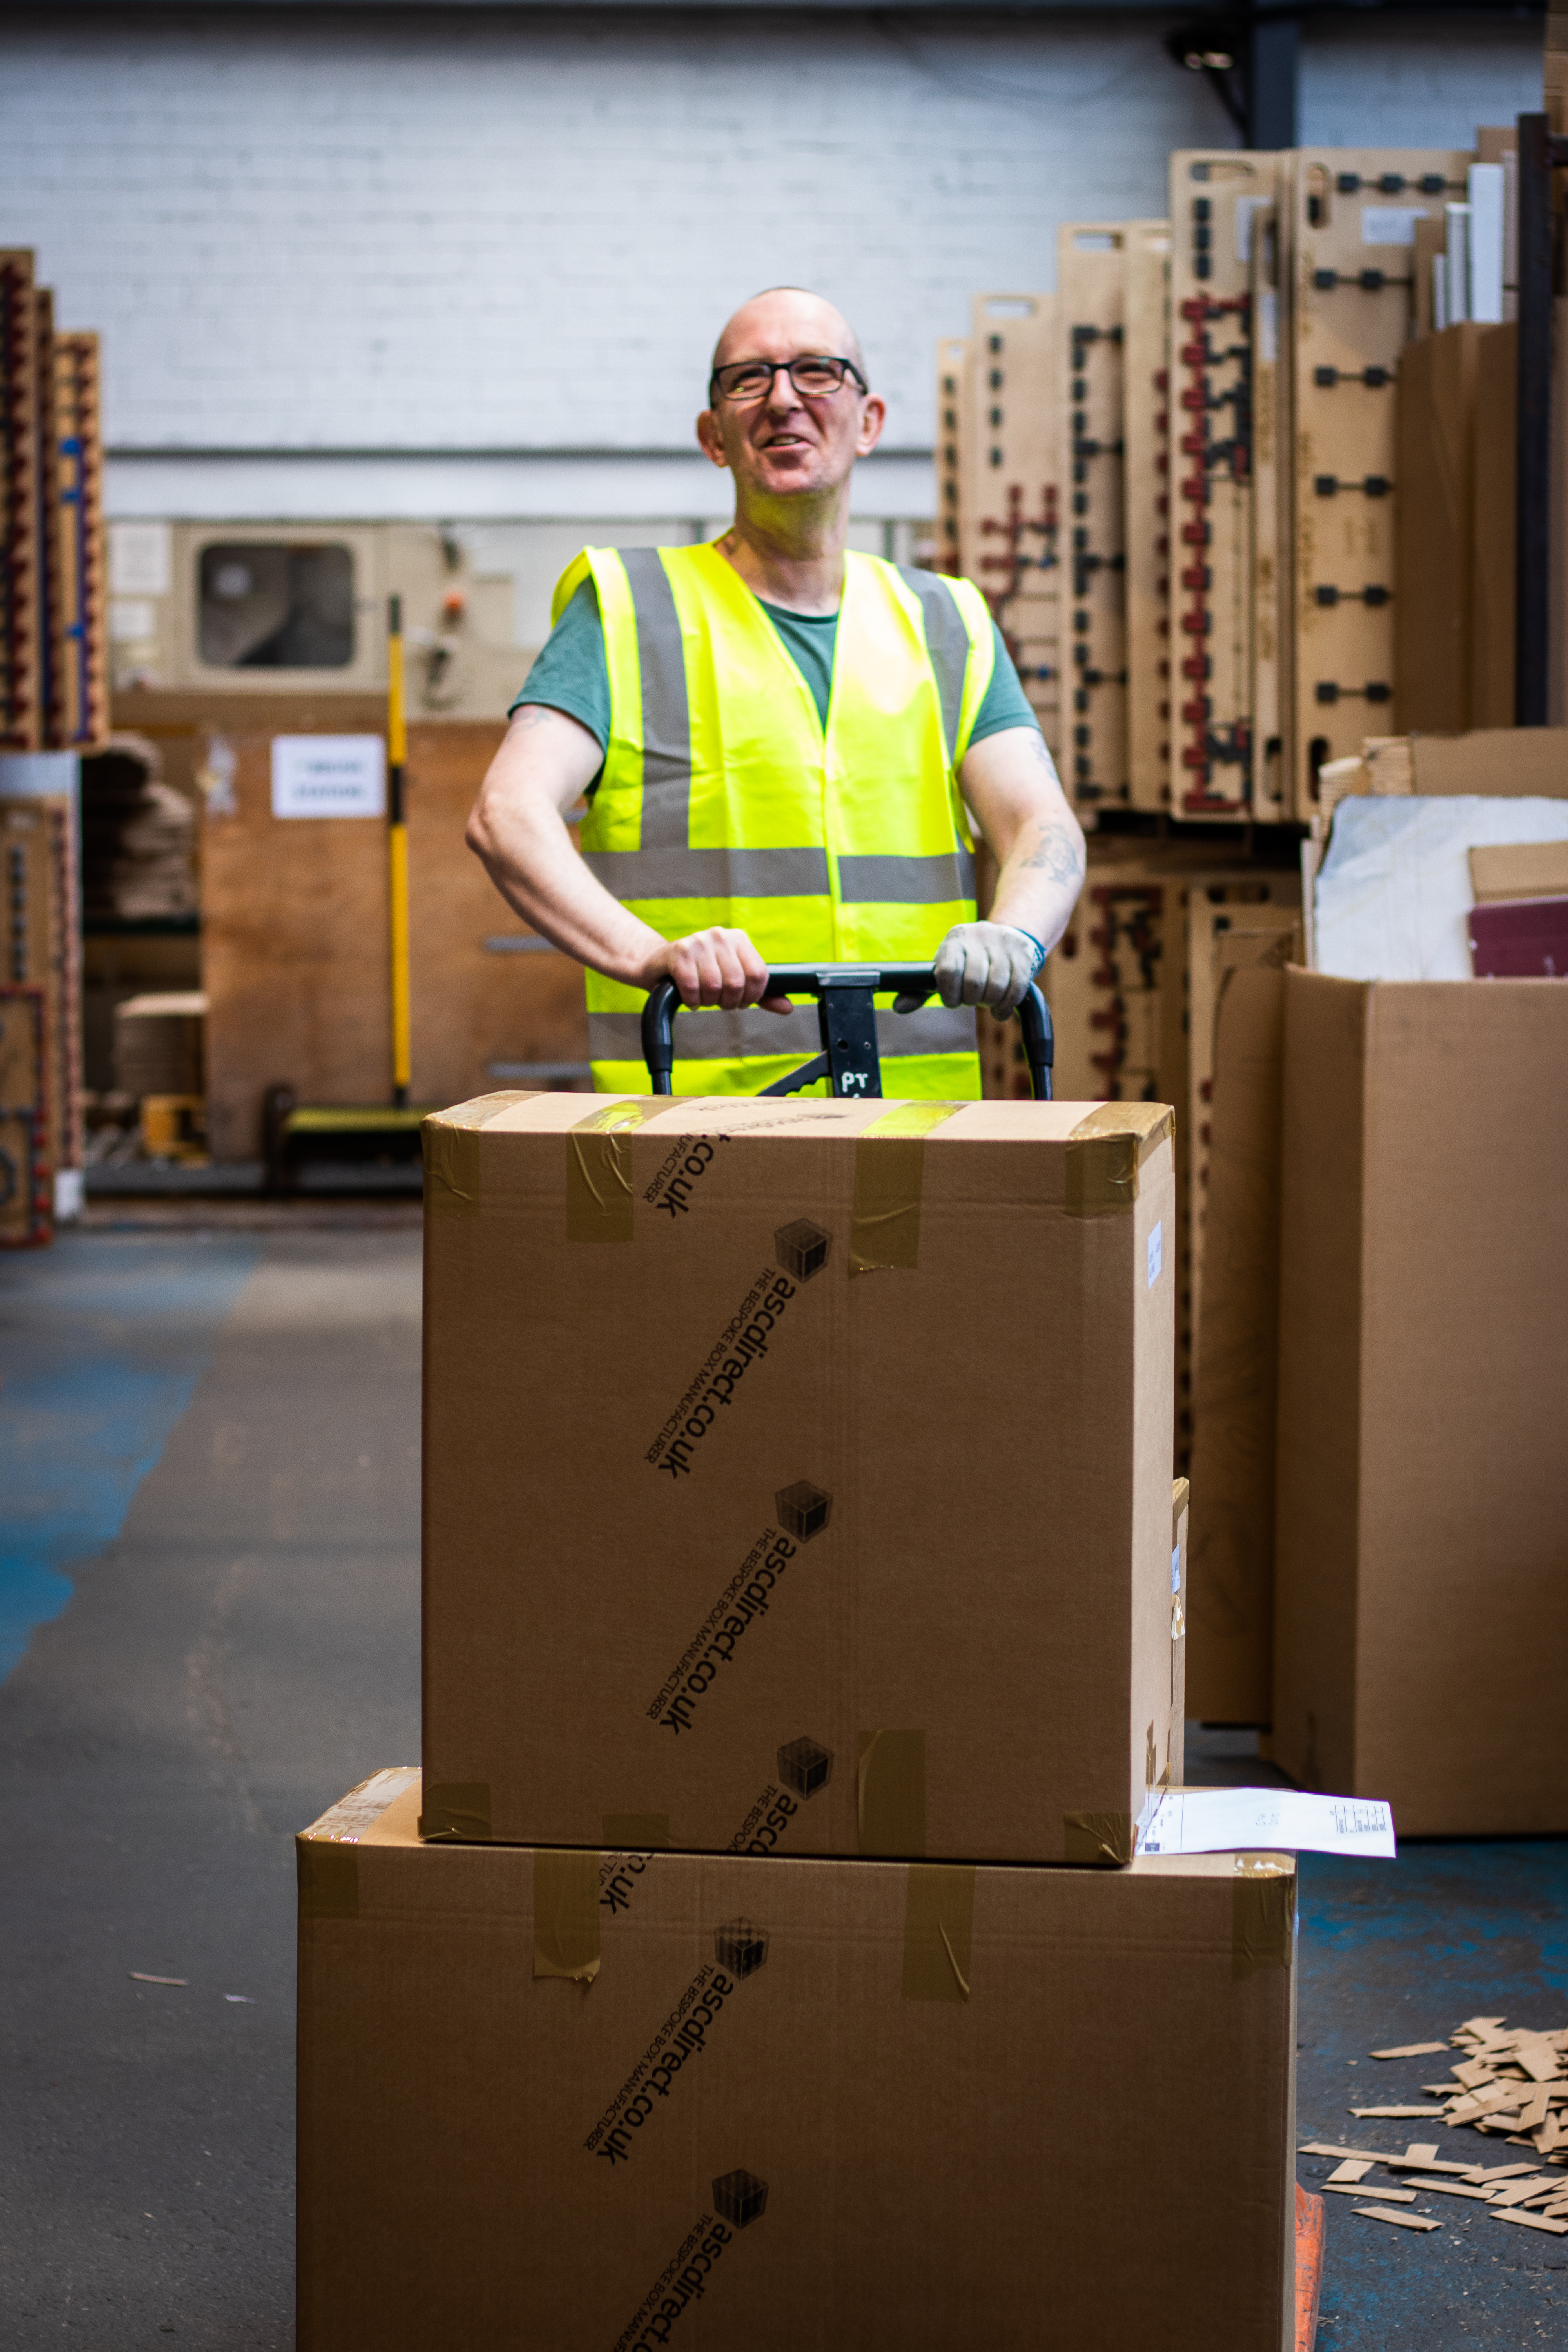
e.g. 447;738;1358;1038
774;1218;831;1281
776;1736;833;1799
774;1481;832;1542
712;2169;769;2229
713;1917;770;1978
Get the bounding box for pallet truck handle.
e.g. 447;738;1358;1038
640;967;1054;1101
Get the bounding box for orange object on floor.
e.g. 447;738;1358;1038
1296;2181;1326;2350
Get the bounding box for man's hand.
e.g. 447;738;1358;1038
646;928;794;1014
895;920;1044;1020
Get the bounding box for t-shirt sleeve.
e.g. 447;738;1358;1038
508;577;612;757
966;621;1044;748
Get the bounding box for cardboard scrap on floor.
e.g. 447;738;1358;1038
1354;2014;1568;2156
1303;2013;1568;2245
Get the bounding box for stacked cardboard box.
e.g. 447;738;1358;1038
298;1090;1301;2347
1186;936;1568;1834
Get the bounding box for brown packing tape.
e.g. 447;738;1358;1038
566;1100;657;1244
1172;1475;1191;1539
297;1837;359;1922
1232;1858;1295;1981
1062;1810;1134;1867
848;1100;960;1277
423;1092;535;1220
902;1863;975;2002
1064;1101;1175;1220
602;1813;670;1849
534;1848;603;1984
857;1730;927;1857
419;1782;492;1842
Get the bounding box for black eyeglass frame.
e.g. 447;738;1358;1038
706;354;871;406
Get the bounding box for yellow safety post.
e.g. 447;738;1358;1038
387;593;411;1106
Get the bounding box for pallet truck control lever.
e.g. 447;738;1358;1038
642;964;1054;1101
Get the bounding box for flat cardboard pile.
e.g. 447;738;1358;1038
297;1770;1298;2351
1297;2012;1568;2242
298;1085;1303;2345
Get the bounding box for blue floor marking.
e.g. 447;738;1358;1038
0;1232;260;1682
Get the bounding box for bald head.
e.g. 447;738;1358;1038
711;287;867;383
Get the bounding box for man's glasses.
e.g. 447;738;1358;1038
708;355;869;406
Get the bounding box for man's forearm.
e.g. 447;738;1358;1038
466;712;664;986
980;737;1087;958
987;807;1087;958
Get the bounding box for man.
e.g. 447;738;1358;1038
467;286;1085;1095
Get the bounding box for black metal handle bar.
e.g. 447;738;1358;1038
640;963;1054;1101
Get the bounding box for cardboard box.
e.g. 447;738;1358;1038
1272;970;1568;1831
1396;323;1481;735
297;1769;1297;2352
1186;958;1287;1726
1469;323;1516;730
1469;839;1568;900
422;1091;1178;1866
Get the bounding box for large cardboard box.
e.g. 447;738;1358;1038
297;1769;1298;2352
1186;959;1287;1726
1395;322;1481;736
1272;971;1568;1830
422;1091;1178;1866
1469;324;1516;730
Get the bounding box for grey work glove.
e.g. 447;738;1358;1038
895;922;1045;1021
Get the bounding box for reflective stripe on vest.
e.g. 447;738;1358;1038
554;541;994;1098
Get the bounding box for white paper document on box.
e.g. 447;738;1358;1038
1138;1788;1396;1858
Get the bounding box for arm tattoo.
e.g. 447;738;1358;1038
1018;819;1086;884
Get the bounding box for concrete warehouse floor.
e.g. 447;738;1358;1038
1;1226;1564;2350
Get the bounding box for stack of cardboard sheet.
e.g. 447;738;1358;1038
296;1091;1305;2348
0;779;83;1229
79;736;197;927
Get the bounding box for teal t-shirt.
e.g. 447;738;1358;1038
510;575;1040;786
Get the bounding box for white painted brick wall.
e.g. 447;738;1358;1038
0;11;1541;457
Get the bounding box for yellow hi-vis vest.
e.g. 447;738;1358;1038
555;541;995;1096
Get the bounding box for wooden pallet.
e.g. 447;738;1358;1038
1123;221;1174;811
1287;148;1471;813
1167;152;1290;821
0;250;42;751
933;334;969;584
960;293;1062;763
0;983;51;1246
1058;226;1136;808
0;796;82;1181
51;331;107;749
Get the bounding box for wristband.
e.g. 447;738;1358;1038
1010;926;1047;976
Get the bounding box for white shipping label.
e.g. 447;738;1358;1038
108;519;172;597
1256;287;1279;365
1147;1220;1163;1288
1361;205;1427;248
271;735;386;820
1139;1788;1396;1858
1171;1544;1182;1595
